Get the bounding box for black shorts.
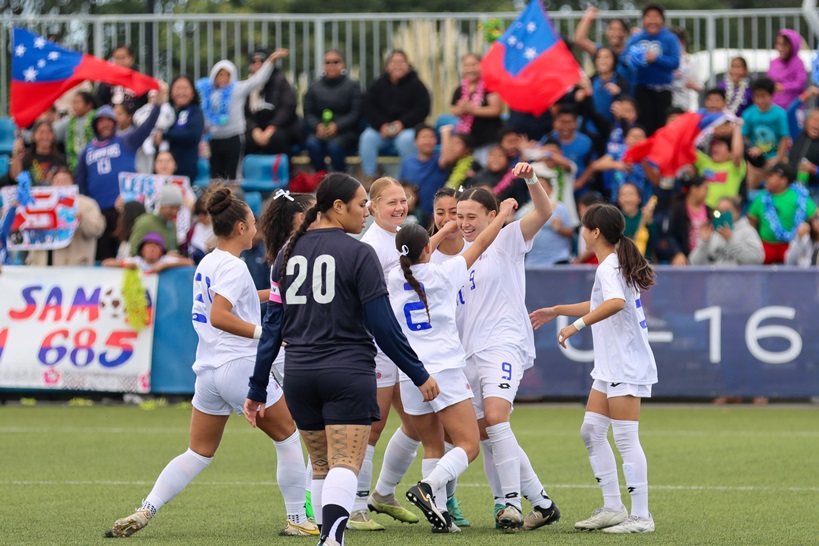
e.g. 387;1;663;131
283;368;380;430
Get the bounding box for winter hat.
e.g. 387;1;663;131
139;232;166;253
158;184;183;207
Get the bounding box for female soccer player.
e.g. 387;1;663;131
391;198;514;532
107;188;316;538
355;177;424;530
429;187;469;264
456;163;560;531
530;203;657;534
245;173;438;546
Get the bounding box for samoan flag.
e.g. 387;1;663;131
481;0;582;115
623;110;735;177
10;27;160;128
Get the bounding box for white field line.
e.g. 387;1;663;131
2;427;818;437
2;480;818;492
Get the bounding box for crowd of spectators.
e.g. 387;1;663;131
3;2;819;272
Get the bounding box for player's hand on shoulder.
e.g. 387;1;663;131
243;398;265;428
512;162;534;179
418;376;440;402
529;307;556;330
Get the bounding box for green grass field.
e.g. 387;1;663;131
1;402;817;545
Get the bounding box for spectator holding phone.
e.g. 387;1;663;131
689;197;764;265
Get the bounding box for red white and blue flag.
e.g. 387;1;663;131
624;111;735;177
10;27;160;127
481;0;582;115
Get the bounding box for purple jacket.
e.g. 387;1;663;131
767;29;807;109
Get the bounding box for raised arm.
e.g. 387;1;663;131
574;7;601;56
515;162;554;241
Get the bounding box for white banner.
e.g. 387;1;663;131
0;266;158;392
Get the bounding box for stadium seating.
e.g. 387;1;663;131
0;118;16;156
241;153;289;193
243;190;262;218
194;157;210;188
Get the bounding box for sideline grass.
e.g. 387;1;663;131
1;403;817;545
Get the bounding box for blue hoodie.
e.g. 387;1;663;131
625;27;680;88
75;104;159;210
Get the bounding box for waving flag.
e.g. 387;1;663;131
624;111;734;177
481;0;581;115
10;27;160;127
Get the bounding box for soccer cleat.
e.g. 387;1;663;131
406;482;447;530
346;509;385;531
281;519;320;536
446;497;470;527
495;503;524;530
493;502;505;529
602;514;655;534
523;502;561;530
317;537;341;546
431;511;461;534
106;508;152;538
574;506;628;530
367;491;420;523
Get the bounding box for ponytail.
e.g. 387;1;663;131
399;255;430;324
616;236;656;292
279;205;319;281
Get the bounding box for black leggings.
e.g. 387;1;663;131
635;86;672;137
209;134;243;182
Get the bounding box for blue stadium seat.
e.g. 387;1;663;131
243;191;262;218
0;154;8;178
0;118;16;156
194;157;210;188
241;153;289;193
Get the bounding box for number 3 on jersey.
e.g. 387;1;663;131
285;255;336;304
403;283;431;331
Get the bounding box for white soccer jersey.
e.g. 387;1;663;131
388;257;469;377
458;220;536;369
589;253;658;385
360;221;399;282
429;240;472;265
191;248;261;373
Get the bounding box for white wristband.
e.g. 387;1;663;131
524;176;538;185
253;325;263;340
573;317;587;331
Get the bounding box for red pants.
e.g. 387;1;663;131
762;241;789;264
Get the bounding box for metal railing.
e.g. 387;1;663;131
2;9;817;119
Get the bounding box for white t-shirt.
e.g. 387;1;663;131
388;257;469;378
589;253;658;385
458;220;536;368
191;248;261;373
360;221;399;282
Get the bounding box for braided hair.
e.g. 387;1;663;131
395;223;431;324
278;172;361;281
583;203;656;291
259;192;316;264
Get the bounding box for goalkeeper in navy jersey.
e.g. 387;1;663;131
245;172;438;546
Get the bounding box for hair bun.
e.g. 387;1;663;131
207;187;233;215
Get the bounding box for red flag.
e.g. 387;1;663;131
481;1;581;115
623;112;704;177
11;27;160;127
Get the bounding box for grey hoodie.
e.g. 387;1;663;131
205;59;274;140
689;217;765;266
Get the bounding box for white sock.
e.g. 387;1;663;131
322;467;358;543
374;428;420;496
352;445;375;512
311;478;324;526
443;443;457;501
274;431;308;523
481;439;502;504
486;422;521;510
306;456;313;490
421;458;447;512
612;419;649;519
423;447;469;494
581;412;621;510
142;448;211;516
519;446;553;509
